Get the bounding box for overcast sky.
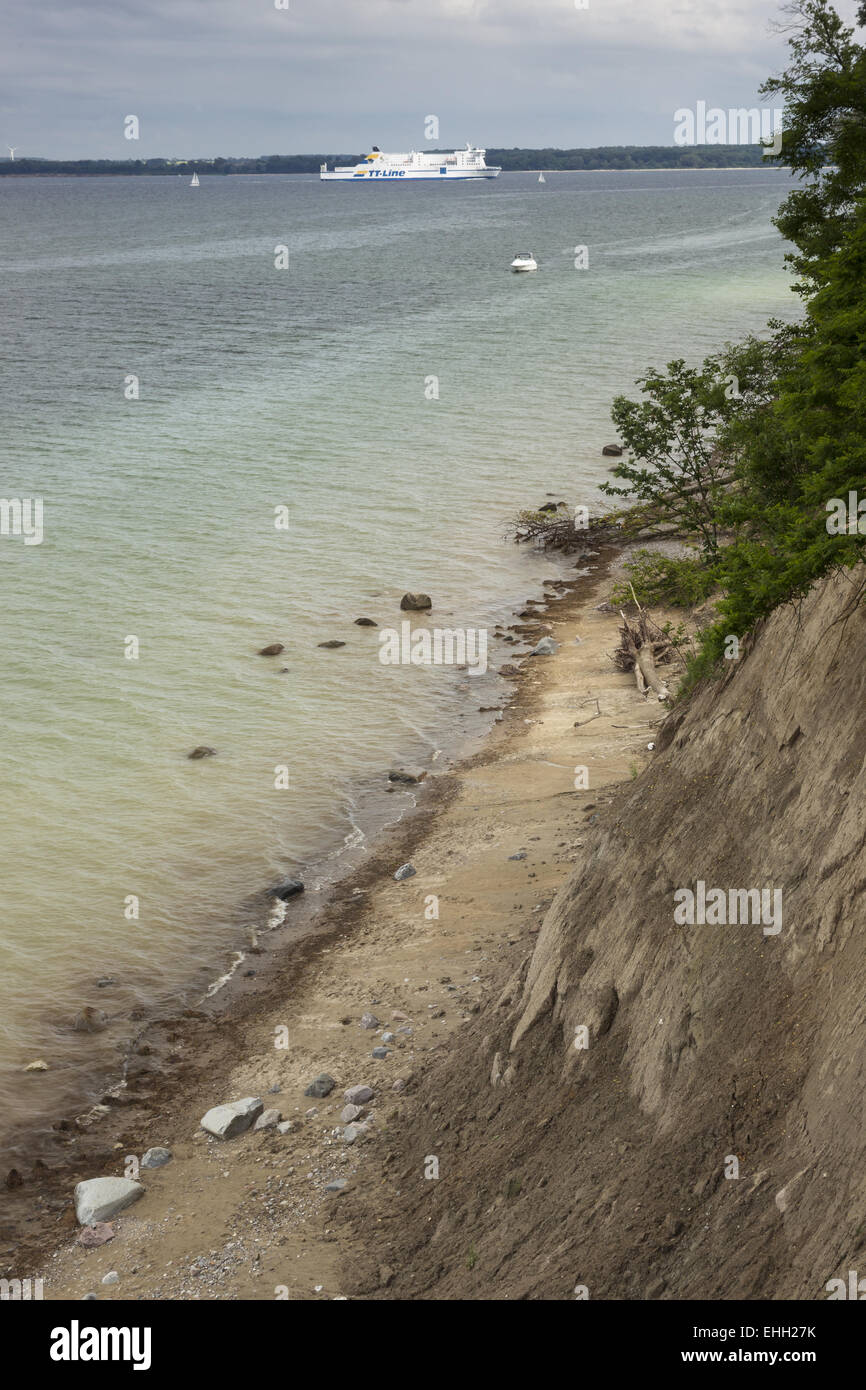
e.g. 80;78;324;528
1;0;862;158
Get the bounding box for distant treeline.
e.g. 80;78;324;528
0;145;779;177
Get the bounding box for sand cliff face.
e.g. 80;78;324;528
343;566;866;1299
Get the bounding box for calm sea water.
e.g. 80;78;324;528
0;168;797;1147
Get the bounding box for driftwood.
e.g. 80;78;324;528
612;591;674;700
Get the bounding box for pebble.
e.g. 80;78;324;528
340;1104;363;1124
372;1047;389;1060
325;1179;348;1193
360;1012;380;1029
101;1271;119;1286
394;863;416;881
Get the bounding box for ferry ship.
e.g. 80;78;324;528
320;144;501;181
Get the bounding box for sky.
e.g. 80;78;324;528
0;0;862;158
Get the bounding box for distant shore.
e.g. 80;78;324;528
0;144;781;178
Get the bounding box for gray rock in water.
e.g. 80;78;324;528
394;863;416;881
258;643;285;656
304;1074;336;1099
271;879;304;901
344;1084;374;1105
141;1147;172;1170
354;618;377;626
187;746;217;760
72;1007;108;1034
400;593;432;611
360;1012;379;1030
388;769;426;785
317;640;346;649
372;1047;389;1060
200;1097;263;1139
530;637;558;656
602;444;623;457
325;1178;348;1192
74;1177;144;1227
253;1108;282;1131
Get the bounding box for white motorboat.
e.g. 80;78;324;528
511;252;538;272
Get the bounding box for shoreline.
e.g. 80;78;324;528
0;534;592;1272
0;550;579;1170
4;537;675;1296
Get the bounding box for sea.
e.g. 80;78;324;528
0;166;799;1151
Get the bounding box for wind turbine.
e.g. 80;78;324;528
7;147;15;161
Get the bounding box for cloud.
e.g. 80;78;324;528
0;0;861;157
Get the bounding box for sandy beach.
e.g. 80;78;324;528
2;543;678;1300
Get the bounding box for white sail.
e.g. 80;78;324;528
190;172;200;187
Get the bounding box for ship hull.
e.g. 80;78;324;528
321;167;500;181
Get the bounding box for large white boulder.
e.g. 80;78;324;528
200;1096;263;1139
74;1176;144;1226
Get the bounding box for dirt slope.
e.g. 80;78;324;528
339;566;866;1300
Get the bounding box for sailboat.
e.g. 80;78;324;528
190;171;200;187
538;171;546;183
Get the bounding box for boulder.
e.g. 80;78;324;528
258;643;284;656
200;1097;263;1139
77;1222;115;1248
343;1123;369;1144
187;746;217;760
74;1177;144;1226
602;444;623;457
388;769;426;784
141;1147;172;1169
304;1074;336;1099
317;640;346;649
340;1104;363;1124
270;879;304;900
344;1084;374;1106
253;1108;282;1131
354;618;377;626
72;1007;108;1034
400;593;432;611
530;637;558;656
